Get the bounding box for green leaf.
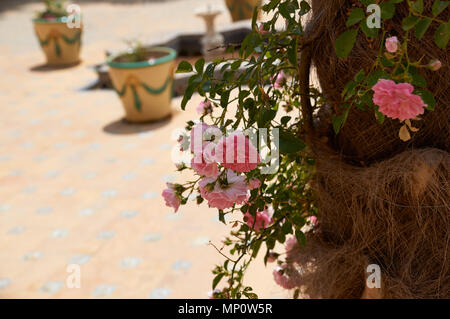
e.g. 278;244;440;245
411;0;424;14
409;68;427;87
218;211;226;224
415;18;432;39
194;58;205;74
432;0;450;16
280;116;291;126
176;60;193;73
332;106;350;134
287;38;298;66
375;109;385;124
212;273;225;289
360;19;379;38
220;90;230;108
416;89;436;110
402;16;420;31
181;84;195;110
346;8;365;27
380;2;396;19
251;240;262;258
279;129;305;154
335;29;358;58
295;229;306;246
299;0;311;15
342;80;357;100
257;108;277;128
354;69;365;83
434;23;450;48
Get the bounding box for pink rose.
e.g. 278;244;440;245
385;36;398;53
199;170;248;210
372;79;426;121
248;178;261;190
196;100;212;115
258;24;268;35
214;132;260;173
267;251;278;263
271;71;286;88
243;209;273;232
428;59;442;71
273;264;297;290
191;143;219;178
190;123;221;155
309;215;318;226
191;158;219;178
162;183;181;212
208;288;222;299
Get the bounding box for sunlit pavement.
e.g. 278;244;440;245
0;1;284;298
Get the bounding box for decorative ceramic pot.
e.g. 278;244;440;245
225;0;262;22
106;47;177;123
33;17;82;66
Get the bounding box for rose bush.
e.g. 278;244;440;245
162;0;447;299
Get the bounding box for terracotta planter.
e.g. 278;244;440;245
106;47;177;123
33;18;82;66
225;0;262;22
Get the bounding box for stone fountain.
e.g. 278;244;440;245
195;4;225;61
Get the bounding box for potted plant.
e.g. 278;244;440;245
225;0;262;22
106;41;177;123
33;0;82;66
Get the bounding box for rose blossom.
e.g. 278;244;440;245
162;183;181;212
190;123;221;155
196;100;212;115
208;288;222;299
191;142;219;178
309;215;318;226
191;157;219;178
243;209;273;233
267;251;278;263
273;264;297;290
258;24;268;35
248;178;261;190
372;79;426;121
428;59;442;71
214;132;260;173
385;36;398;53
198;170;248;210
271;71;286;88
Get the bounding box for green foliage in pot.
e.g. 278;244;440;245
36;0;68;20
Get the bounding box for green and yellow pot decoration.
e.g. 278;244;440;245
107;47;177;123
225;0;262;22
33;17;82;66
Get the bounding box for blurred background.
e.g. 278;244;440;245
0;0;285;298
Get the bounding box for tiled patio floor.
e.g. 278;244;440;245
0;1;284;298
